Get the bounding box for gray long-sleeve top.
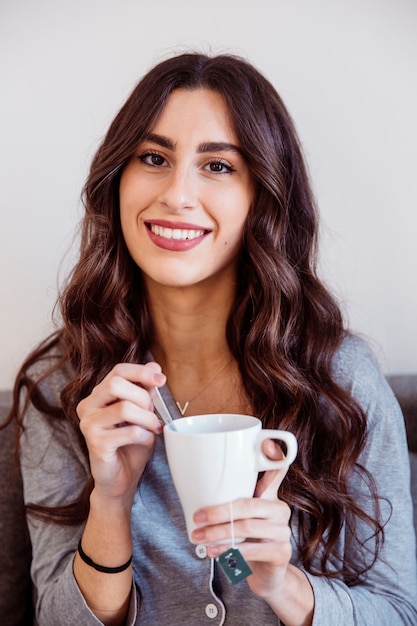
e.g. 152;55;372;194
20;335;417;625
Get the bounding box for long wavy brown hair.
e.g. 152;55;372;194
7;52;383;583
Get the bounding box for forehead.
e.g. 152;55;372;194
150;88;237;141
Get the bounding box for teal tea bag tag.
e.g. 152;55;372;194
217;547;253;585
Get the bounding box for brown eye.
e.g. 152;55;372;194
139;152;167;167
205;159;234;174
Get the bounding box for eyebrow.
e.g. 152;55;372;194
198;141;242;155
144;133;242;155
145;133;174;150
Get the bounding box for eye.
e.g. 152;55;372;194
138;152;167;167
205;159;235;174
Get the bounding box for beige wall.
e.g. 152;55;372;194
1;0;416;388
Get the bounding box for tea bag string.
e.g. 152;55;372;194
217;501;253;584
230;501;236;549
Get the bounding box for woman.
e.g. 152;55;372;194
9;53;417;625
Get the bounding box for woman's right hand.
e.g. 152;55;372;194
77;362;165;507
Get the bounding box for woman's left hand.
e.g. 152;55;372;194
192;440;314;625
191;438;292;599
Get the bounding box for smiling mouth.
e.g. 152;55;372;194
147;224;207;241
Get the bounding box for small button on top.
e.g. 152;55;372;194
205;603;218;619
195;544;207;559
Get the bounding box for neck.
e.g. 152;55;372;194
143;279;250;417
145;279;235;376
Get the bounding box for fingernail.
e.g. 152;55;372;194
153;372;166;385
192;529;205;541
207;545;223;557
194;510;207;523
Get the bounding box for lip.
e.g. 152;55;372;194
144;219;211;252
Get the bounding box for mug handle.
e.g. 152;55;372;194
254;430;297;471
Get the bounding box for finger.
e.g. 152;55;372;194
100;363;166;401
254;439;289;499
193;496;285;528
231;538;292;567
84;399;161;429
263;438;285;460
192;496;291;545
206;530;292;563
107;362;166;385
144;361;164;375
78;364;166;416
254;465;289;500
97;378;154;409
193;510;291;546
87;422;157;458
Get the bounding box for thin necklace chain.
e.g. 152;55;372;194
175;358;233;416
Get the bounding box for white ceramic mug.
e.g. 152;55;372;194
164;413;297;543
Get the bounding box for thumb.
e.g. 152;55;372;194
254;439;290;500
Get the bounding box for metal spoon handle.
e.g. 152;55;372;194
150;386;176;429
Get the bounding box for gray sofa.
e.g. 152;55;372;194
1;377;416;625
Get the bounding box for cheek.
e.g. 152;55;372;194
119;200;136;247
119;168;154;216
119;186;151;237
225;194;251;236
119;178;134;229
220;220;246;256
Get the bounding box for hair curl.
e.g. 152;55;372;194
7;52;383;582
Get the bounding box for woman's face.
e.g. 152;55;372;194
119;88;254;293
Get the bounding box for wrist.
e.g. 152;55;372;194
89;486;135;519
78;538;132;574
265;565;314;626
80;493;134;573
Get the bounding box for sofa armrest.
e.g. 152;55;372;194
387;375;417;453
0;391;34;625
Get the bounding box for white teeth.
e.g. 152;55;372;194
150;224;205;240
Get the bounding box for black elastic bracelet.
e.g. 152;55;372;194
77;539;132;574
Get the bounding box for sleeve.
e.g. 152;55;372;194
19;384;138;626
305;336;417;625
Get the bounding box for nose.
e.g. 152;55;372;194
158;166;198;212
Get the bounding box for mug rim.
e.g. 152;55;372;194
164;413;260;435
